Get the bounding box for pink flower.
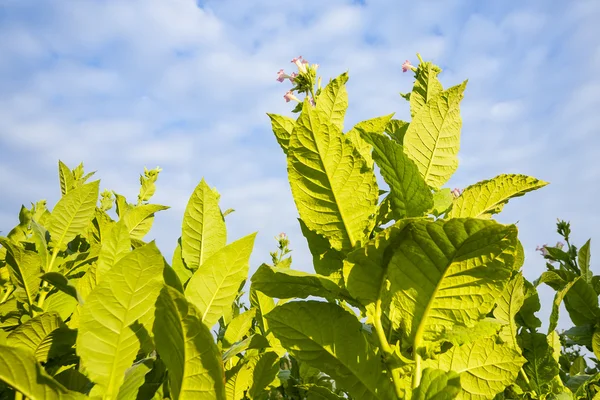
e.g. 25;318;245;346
556;242;565;250
276;69;288;82
309;97;316;106
289;72;298;82
451;188;462;198
278;232;287;240
284;90;300;103
536;244;549;257
291;56;309;74
402;60;414;73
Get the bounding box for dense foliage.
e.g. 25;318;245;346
0;55;596;399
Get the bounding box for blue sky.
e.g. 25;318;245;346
0;0;599;327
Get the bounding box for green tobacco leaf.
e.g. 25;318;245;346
266;301;396;400
363;132;433;219
548;278;577;333
386;219;517;348
564;277;600;326
0;344;85;399
30;219;49;271
122;204;169;240
41;272;81;302
448;174;548;219
288;103;378;251
305;385;346;399
403;82;467;188
316;72;349;131
268;113;295;154
0;237;42;308
7;311;76;362
413;368;461;400
520;331;559;395
116;358;153;400
181;179;227;271
223;308;256;347
222;334;271;363
185;233;256;328
59;160;76;196
44;290;78;322
298;219;344;277
48;180;100;250
54;367;93;394
248;351;280;398
431;189;453;217
226;360;252;400
154;286;226;400
77;242;165;399
425;338;525;399
385;119;409;144
250;287;276;340
251;264;342;301
343;219;414;308
579;239;592;283
96;218;131;279
345;114;395;168
494;273;525;348
410;60;444;118
172;238;192;287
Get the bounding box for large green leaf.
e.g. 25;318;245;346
413;368;461;400
268;113;295;155
265;301;396;400
363;132;433;219
288;102;378;251
251;264;342;301
6;311;76;362
305;385;346;399
515;278;541;330
494;273;525;348
386;219;516;349
247;351;280;398
0;237;41;308
185;233;256;328
424;338;525;399
225;360;252;400
345;114;395;168
116;359;153;400
579;239;592;283
403;82;467;188
564;277;600;326
316;72;349;131
223;308;256;348
0;344;84;399
385;119;410;144
181;179;227;271
519;331;559;395
548;278;577;333
96;218;131;279
47;180;99;250
154;285;226;400
447;174;548;219
122;204;169;240
298;219;344;277
409;61;444;118
76;242;165;399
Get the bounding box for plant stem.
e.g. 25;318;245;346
36;247;60;311
373;298;404;399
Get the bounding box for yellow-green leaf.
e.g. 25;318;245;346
448;174;548;218
403;82;467;188
185;233;256;328
47;180;100;250
288;103;378;251
154;286;226;399
268;113;295;155
77;242;165;399
181;179;227;271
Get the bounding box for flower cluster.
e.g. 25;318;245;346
276;56;321;112
270;232;292;266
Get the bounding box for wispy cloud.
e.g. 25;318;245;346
1;0;598;328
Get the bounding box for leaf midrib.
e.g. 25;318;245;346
305;109;356;248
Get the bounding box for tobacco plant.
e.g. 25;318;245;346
1;53;594;400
